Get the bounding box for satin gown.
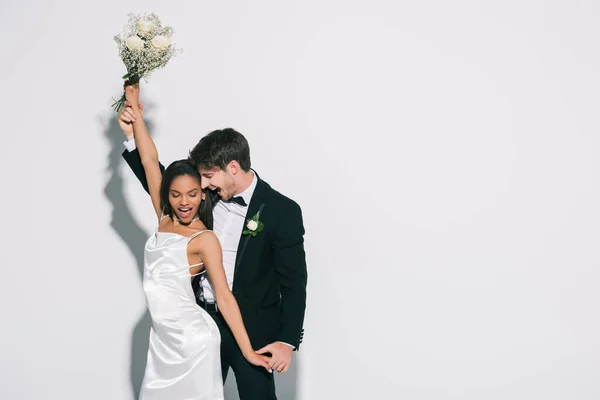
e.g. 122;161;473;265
139;229;223;400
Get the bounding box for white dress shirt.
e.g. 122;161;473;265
202;172;257;302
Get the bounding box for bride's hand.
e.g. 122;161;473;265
124;81;140;107
243;351;272;372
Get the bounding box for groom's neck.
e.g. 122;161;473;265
234;170;255;195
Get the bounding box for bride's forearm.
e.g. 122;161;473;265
216;293;253;357
132;114;158;166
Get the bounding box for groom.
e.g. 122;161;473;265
121;124;307;399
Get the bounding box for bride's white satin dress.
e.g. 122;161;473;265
139;229;223;400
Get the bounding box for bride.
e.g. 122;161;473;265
121;83;270;399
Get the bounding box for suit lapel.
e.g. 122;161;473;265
233;174;268;287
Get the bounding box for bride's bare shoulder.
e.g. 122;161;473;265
187;229;219;253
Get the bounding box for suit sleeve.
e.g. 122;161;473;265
272;200;308;349
122;148;166;194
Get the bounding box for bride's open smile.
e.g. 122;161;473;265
167;175;203;223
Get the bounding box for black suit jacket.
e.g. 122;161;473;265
122;149;307;349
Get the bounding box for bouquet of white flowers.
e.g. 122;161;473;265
112;13;181;112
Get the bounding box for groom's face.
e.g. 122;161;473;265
198;166;235;200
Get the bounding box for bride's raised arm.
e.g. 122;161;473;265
124;84;162;220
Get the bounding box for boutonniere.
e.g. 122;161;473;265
243;211;264;237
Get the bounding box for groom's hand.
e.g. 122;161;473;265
256;342;293;373
118;101;144;139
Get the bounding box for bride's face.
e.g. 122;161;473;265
168;174;203;223
198;166;236;201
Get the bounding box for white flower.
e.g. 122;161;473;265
125;35;144;51
151;35;171;51
136;20;156;38
247;220;258;231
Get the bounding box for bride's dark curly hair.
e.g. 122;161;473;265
159;159;218;229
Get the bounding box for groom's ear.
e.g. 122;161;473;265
228;160;241;175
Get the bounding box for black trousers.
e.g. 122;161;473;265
207;309;277;400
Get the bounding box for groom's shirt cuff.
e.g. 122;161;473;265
278;341;295;349
124;138;137;152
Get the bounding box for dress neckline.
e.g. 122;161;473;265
155;230;211;239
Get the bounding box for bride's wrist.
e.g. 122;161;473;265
241;347;253;359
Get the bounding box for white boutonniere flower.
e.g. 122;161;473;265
243;212;264;237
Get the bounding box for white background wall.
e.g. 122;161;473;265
1;1;599;399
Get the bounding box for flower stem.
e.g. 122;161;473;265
112;93;126;112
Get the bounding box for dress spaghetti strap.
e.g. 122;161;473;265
188;230;210;241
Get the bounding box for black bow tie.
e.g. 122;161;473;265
226;196;247;207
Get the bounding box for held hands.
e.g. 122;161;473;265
256;342;293;374
117;82;143;138
117;100;144;138
243;350;273;373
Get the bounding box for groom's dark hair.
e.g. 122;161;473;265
189;128;251;171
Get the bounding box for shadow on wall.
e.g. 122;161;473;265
101;112;155;399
